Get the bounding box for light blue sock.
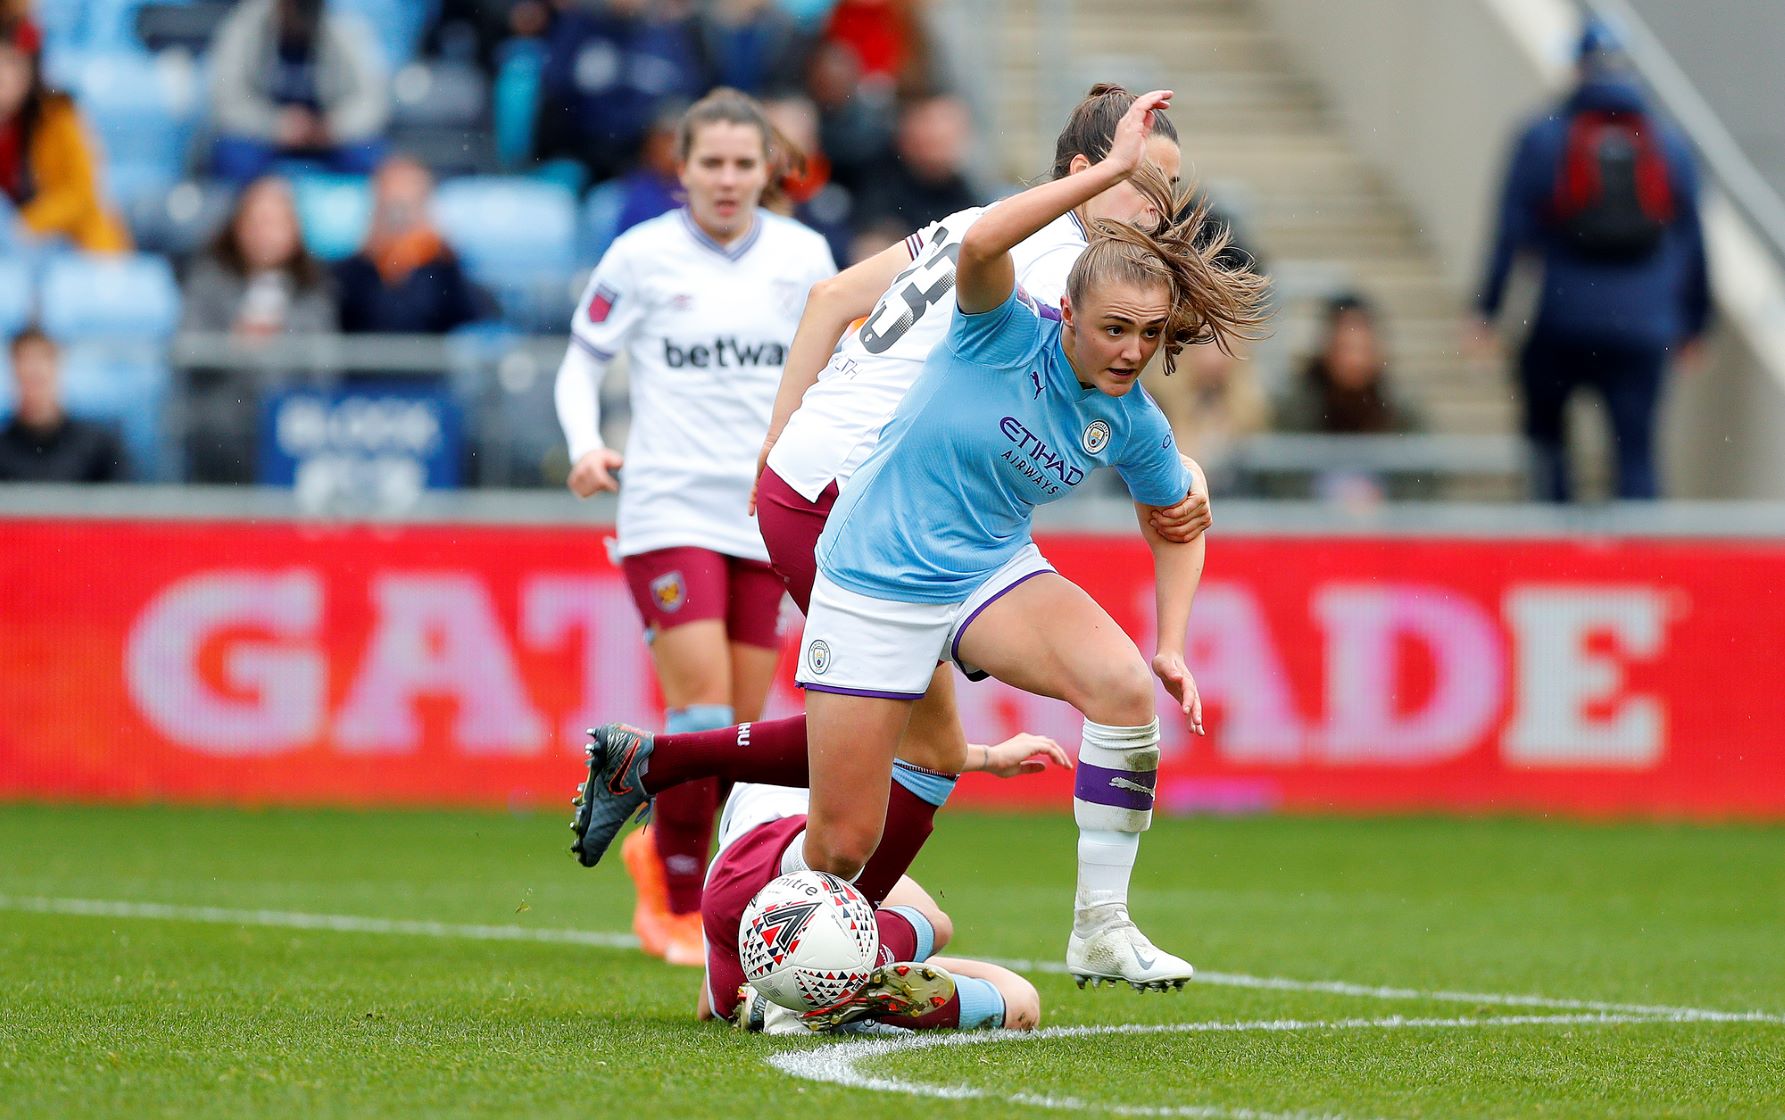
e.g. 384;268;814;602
879;905;936;961
664;704;733;735
953;975;1006;1030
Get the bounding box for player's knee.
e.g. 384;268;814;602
1076;656;1155;727
1002;976;1041;1030
928;908;953;953
806;822;878;879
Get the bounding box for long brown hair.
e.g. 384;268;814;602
1067;163;1272;374
1049;83;1180;181
205;176;327;290
676;87;806;212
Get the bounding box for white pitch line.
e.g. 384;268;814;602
769;1012;1776;1119
3;894;1781;1026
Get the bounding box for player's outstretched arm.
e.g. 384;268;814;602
963;733;1070;777
1139;505;1206;734
750;239;915;513
955;89;1173;314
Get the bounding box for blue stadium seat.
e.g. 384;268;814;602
0;258;31;338
331;0;436;70
292;173;373;262
432;177;577;327
40;254;182;342
58;345;172;479
71;50;205;193
579;179;627;267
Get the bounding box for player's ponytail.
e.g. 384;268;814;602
1067;165;1272;373
1049;83;1180;181
677;87;807;211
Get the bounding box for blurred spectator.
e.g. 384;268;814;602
428;0;551;73
1278;294;1423;436
179;176;338;482
334;155;485;334
822;0;940;98
0;19;131;252
181;176;338;339
1144;341;1270;496
851;92;979;234
700;0;812;97
534;0;705;184
1476;18;1708;502
1276;293;1426;503
0;327;126;483
761;93;851;262
611;102;685;237
804;38;894;192
209;0;391;185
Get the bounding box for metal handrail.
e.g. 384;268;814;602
1580;0;1785;267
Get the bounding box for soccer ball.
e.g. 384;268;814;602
739;870;880;1013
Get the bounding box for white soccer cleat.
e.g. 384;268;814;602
1067;914;1194;992
734;983;820;1035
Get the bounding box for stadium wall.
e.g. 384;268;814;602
4;494;1782;821
1254;0;1785;501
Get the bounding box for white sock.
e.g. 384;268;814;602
1074;829;1139;934
778;830;811;877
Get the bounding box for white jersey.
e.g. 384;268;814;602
713;782;810;858
767;207;1089;502
558;208;836;560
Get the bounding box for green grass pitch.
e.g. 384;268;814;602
1;804;1781;1118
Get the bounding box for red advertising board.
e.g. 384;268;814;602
3;517;1782;819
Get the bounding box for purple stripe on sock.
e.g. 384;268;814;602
1074;761;1157;811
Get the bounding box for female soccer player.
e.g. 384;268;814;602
572;92;1211;970
554;88;837;966
698;733;1067;1033
783;89;1267;988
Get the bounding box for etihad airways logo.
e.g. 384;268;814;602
998;415;1085;496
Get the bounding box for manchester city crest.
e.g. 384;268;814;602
807;639;832;675
1082;419;1112;455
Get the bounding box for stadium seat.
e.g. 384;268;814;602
0;259;32;338
330;0;435;70
579;179;627;267
391;60;487;129
124;178;234;258
57;344;172;479
292;174;373;262
432;177;578;328
71;50;205;192
40;254;182;342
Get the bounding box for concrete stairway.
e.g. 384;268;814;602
967;0;1519;450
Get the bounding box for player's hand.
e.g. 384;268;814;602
1150;485;1211;544
1152;652;1204;735
567;448;623;497
972;733;1070;777
1104;89;1174;176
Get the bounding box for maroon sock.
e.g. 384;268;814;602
854;781;944;907
902;992;963;1030
651;778;720;914
872;906;921;963
641;715;810;794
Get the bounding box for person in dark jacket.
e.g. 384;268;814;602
1476;19;1709;502
0;328;125;482
333;155;485;334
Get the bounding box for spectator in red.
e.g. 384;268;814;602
0;17;131;253
822;0;938;97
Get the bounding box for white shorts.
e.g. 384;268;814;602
795;543;1056;700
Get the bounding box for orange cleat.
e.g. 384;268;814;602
621;826;672;959
662;909;707;968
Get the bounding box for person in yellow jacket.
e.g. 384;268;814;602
0;19;131;254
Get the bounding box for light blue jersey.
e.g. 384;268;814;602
816;288;1193;604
